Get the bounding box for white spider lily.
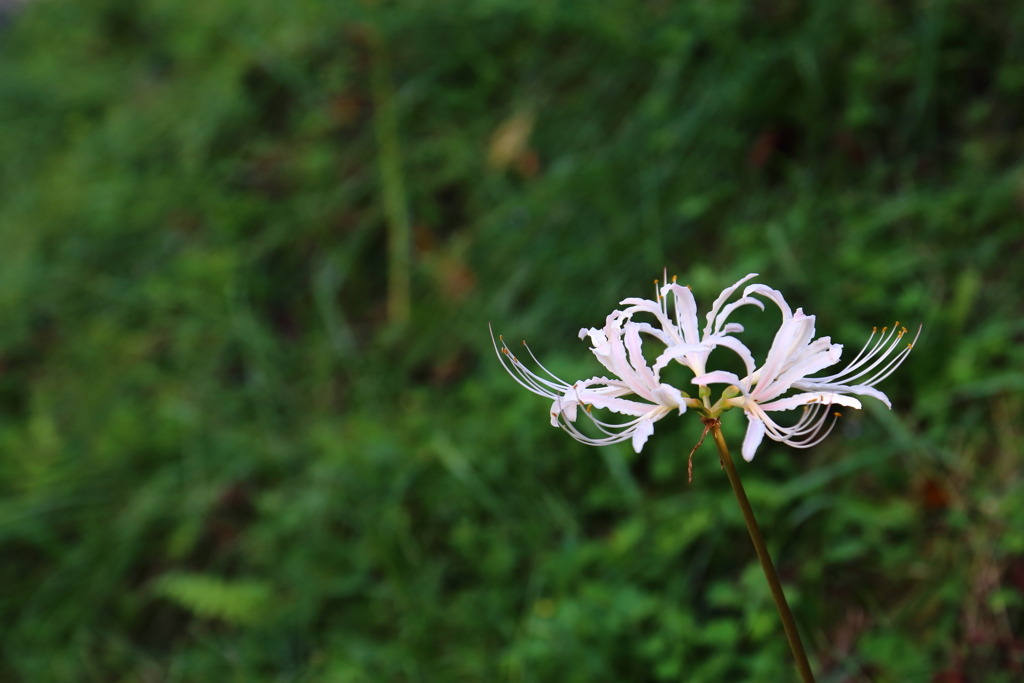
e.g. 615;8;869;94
491;273;766;453
692;286;920;462
490;316;690;453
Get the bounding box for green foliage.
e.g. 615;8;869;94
152;573;274;626
0;0;1022;680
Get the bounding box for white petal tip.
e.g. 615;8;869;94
631;420;655;453
741;413;766;462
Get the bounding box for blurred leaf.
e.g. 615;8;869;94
152;573;273;626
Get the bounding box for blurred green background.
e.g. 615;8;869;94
0;0;1022;680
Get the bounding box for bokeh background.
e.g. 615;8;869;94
0;0;1022;680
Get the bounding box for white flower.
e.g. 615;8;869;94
491;316;688;453
597;272;765;379
491;273;765;453
692;284;920;462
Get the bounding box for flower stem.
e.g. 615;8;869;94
707;419;816;683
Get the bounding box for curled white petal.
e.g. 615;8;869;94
631;419;656;453
742;412;766;462
651;343;715;376
703;273;760;339
653;384;688;415
757;392;862;412
691;370;748;396
743;283;793;321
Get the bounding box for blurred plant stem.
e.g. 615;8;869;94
707;418;816;683
368;26;411;327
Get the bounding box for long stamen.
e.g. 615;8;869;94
558;411;645;446
831;324;895;376
506;356;559;396
859;325;921;385
767;403;831;444
498;354;552;397
821;324;916;386
501;340;567;390
783;411;839;448
578;408;652;437
493;331;572;398
491;325;555;398
751;404;800;441
753;396;836;444
503;344;567;394
856;345;911;385
857;330;920;387
558;417;626;445
782;404;827;437
811;323;901;383
671;280;683;339
521;340;574;386
833;326;878;372
585;410;649;431
789;407;833;441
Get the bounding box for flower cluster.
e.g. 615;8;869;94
492;274;919;461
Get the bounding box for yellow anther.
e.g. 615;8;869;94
873;326;877;333
654;279;659;285
672;275;678;283
499;335;504;341
902;326;908;334
908;343;914;349
686;285;692;291
895;320;899;326
834;412;842;417
881;327;888;333
585;405;592;413
522;340;527;345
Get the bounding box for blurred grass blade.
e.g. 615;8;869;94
369;26;411;327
